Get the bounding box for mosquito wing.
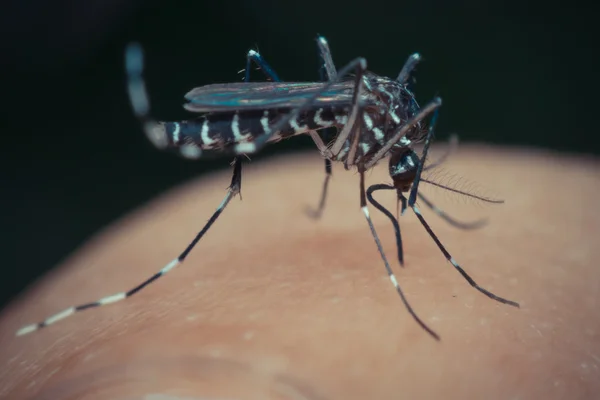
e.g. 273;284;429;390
183;81;369;112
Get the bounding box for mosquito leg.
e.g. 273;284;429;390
242;57;368;155
395;190;408;221
306;36;339;218
246;35;338;83
407;111;519;308
17;45;257;336
305;157;332;219
316;35;338;80
246;38;336;219
359;170;439;340
242;38;363;163
397;53;422;84
329;65;367;159
367;183;405;266
16;158;244;336
125;43;172;150
304;36;338;219
245;48;280;82
245;47;333;153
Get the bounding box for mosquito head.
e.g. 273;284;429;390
389;148;420;192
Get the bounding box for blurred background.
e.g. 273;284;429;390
1;0;597;311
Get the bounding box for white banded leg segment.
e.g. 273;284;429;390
16;324;38;336
21;47;250;338
397;53;422;84
98;292;126;305
389;273;399;289
316;36;337;81
361;203;440;340
410;204;520;308
161;258;180;274
16;307;76;336
16;236;189;336
361;205;370;218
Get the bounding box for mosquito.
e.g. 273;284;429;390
16;36;519;340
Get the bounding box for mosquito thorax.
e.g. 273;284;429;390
389;149;420;192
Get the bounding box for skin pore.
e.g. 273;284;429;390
1;146;599;400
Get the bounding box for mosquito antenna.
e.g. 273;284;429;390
420;177;504;204
362;180;440;341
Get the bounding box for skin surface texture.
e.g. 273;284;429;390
1;145;599;400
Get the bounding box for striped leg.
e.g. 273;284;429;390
366;183;486;276
16;46;255;336
244;37;364;217
236;41;368;161
246;39;335;220
397;53;422;84
244;48;280;82
359;169;440;340
306;36;338;219
317;36;338;81
327;61;367;161
16;159;242;336
245;57;368;155
406;111;519;308
367;184;405;266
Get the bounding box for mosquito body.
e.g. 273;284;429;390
16;36;518;340
152;72;421;167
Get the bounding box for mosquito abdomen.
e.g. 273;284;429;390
162;107;344;158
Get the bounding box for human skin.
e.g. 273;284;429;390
0;146;599;400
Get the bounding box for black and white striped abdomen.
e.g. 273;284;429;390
151;106;349;157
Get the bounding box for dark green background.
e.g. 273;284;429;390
1;0;597;311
